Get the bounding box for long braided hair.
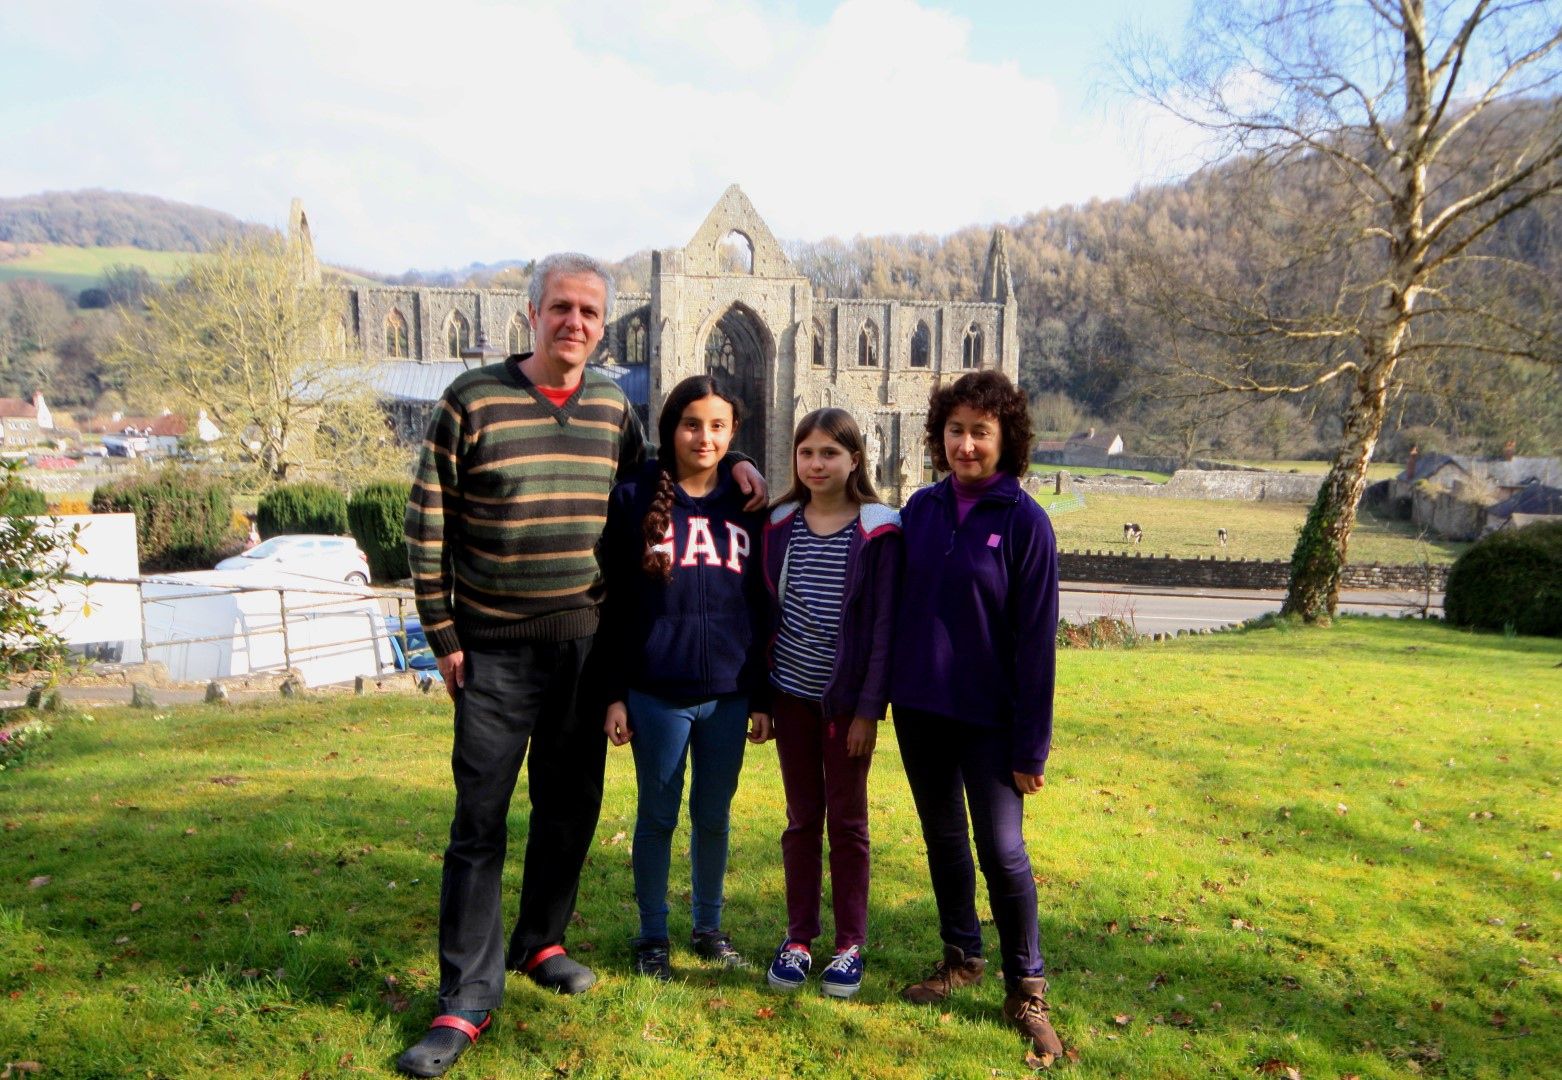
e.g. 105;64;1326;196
642;375;744;579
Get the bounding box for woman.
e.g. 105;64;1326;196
891;370;1064;1062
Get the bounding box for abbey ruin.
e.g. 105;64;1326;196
319;186;1020;503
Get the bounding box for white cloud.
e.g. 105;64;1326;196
0;0;1195;270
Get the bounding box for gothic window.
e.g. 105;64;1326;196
384;309;409;358
706;326;736;375
858;320;879;367
874;424;887;485
910;320;931;368
720;230;754;274
812;322;826;367
627;316;648;365
445;311;471;359
507;313;531;355
962;323;984;369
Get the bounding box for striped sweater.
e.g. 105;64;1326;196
404;357;646;657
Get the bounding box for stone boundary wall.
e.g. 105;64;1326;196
1033;450;1269;474
1059;550;1447;592
1067;469;1324;503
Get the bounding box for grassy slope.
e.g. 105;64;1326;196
1047;492;1466;565
0;245;198;290
2;618;1557;1078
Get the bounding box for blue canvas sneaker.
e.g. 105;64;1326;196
820;945;863;998
766;940;811;991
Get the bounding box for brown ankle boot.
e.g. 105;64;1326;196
1002;976;1065;1062
901;944;987;1004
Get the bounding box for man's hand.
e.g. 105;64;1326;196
845;717;878;758
436;650;466;701
732;460;769;511
1012;771;1045;795
605;701;632;746
747;711;772;743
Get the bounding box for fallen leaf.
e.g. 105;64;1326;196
1148;972;1168;990
129;901;142;913
1105;920;1120;934
289;925;309;937
1336;802;1349;815
1412;820;1424;831
755;1007;775;1019
1113;1013;1132;1026
336;1053;354;1067
1024;1049;1056;1069
27;876;51;889
1490;1010;1508;1028
1430;1000;1444;1012
3;1063;43;1077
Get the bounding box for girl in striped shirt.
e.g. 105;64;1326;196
759;408;902;998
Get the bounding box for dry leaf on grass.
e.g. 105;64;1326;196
27;876;50;889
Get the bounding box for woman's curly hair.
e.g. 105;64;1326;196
924;370;1032;478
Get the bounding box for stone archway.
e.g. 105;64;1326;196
701;304;769;467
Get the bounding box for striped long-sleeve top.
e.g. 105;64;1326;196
404;357;646;657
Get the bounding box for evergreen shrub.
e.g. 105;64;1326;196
347;480;412;582
90;469;233;571
257;482;348;539
0;483;48;516
1443;520;1562;637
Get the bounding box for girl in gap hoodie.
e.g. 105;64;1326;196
890;371;1066;1065
758;408;902;1000
596;375;770;982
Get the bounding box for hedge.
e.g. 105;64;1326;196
1443;520;1562;637
91;469;233;572
347;480;412;582
0;483;48;517
257;482;348;539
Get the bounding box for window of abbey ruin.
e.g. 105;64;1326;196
962;324;983;369
385;309;409;358
812;323;826;367
720;230;755;274
911;321;931;368
507;313;531;355
706;327;736;375
627;316;648;365
445;311;471;359
858;321;879;367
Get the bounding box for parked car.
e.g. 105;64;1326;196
215;534;372;585
386;615;442;684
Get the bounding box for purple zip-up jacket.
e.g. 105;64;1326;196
890;474;1059;774
759;501;903;721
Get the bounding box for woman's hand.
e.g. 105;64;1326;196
747;711;772;743
605;701;632;746
1012;771;1045;795
846;717;878;758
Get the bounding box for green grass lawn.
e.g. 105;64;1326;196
1047;492;1466;565
2;619;1557;1077
0;245;199;291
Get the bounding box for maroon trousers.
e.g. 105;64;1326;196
773;690;872;950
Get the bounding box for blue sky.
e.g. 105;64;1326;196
0;0;1195;272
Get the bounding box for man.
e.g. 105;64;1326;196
397;253;765;1077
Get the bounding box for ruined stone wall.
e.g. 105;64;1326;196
1066;470;1325;503
1058;550;1447;592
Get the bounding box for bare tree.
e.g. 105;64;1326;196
1122;0;1562;619
109;233;388;486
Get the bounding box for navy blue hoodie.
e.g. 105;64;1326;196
596;459;767;706
890;473;1059;774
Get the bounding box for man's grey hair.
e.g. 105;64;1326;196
529;252;616;320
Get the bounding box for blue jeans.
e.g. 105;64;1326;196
628;690;749;941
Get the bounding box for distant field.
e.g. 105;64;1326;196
0;244;199;291
1031;463;1173;483
1226;459;1404;481
1046;491;1465;565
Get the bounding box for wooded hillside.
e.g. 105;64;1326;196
0;190;258;251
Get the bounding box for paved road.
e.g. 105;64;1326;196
1059;583;1442;634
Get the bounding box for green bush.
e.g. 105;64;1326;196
0;482;48;516
347;480;412;582
257;482;348;539
91;469;233;572
1443;520;1562;637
